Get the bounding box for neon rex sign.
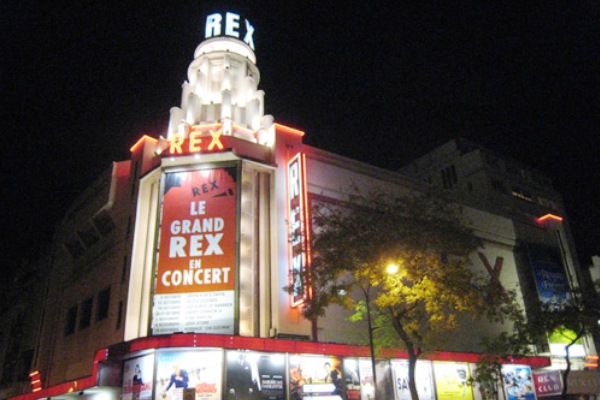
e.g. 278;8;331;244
205;12;255;50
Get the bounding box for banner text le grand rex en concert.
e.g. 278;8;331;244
152;166;238;335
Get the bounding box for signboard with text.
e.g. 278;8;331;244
152;166;238;334
533;370;562;397
287;153;310;307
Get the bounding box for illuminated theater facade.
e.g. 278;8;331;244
9;11;599;400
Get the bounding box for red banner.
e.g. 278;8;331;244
156;168;237;294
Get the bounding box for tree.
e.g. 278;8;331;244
289;188;503;400
472;297;535;400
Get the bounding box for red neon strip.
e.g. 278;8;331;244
301;153;312;300
275;123;305;137
130;135;158;153
536;213;563;223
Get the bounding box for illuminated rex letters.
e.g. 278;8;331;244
205;12;255;50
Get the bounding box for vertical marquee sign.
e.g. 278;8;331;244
287;153;310;306
152;166;238;334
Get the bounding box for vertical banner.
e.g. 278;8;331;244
155;350;223;400
529;244;570;311
287;153;310;306
502;365;536;400
392;360;435;400
153;167;238;334
225;350;286;399
432;362;473;400
122;354;155;400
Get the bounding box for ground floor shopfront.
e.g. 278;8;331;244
14;333;561;400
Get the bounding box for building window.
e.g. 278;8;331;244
65;238;85;259
92;210;115;236
77;226;100;248
79;298;93;330
122;255;128;283
511;187;532;202
17;350;34;381
441;165;458;189
97;287;111;321
116;300;123;330
65;305;78;336
491;179;506;194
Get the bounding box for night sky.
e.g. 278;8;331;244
1;1;599;283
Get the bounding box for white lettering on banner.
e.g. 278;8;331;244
161;267;231;287
190;201;206;215
205;12;255;50
170;217;224;234
169;233;224;258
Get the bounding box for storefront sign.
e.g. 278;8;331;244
153;167;237;334
167;130;224;156
205;12;255;50
533;370;562;397
287;153;310;306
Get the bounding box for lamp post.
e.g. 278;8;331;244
359;284;377;400
358;264;399;400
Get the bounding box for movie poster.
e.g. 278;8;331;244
343;358;361;400
123;354;154;400
288;355;344;400
225;350;285;400
432;362;473;400
529;244;570;311
358;359;375;400
153;167;238;334
155;350;223;400
392;360;435;400
502;365;536;400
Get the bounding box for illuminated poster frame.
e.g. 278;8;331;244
155;350;223;400
122;354;155;400
152;163;240;335
392;360;435;400
432;361;473;400
502;365;536;400
287;153;311;307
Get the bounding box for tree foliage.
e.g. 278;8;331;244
289;187;505;400
473;297;535;400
